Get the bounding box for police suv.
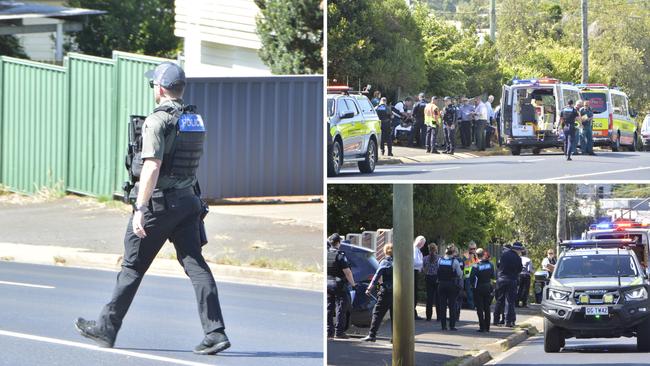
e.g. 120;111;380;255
327;86;381;176
542;239;650;353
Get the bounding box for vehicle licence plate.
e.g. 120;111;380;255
585;306;609;316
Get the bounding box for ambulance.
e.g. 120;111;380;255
499;78;581;155
578;84;640;151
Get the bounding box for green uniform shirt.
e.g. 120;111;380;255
140;98;196;191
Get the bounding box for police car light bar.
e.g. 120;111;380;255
560;239;637;250
576;83;609;89
327;85;352;94
588;219;649;231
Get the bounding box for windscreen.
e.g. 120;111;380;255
580;92;608;114
555;254;638;278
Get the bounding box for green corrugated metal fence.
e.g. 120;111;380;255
0;57;68;194
0;51;173;196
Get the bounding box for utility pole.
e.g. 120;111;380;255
557;184;567;253
581;0;589;83
489;0;496;42
393;184;414;366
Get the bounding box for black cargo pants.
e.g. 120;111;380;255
97;189;225;339
368;287;393;338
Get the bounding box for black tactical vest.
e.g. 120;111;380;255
156;104;206;178
437;258;456;281
476;261;494;285
327;248;344;279
380;259;394;290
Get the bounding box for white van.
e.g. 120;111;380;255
499;78;581;155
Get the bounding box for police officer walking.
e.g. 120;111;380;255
494;242;524;328
470;248;495;332
442;97;458;155
327;234;356;339
517;249;533;308
75;62;230;355
376;97;393;156
561;100;580;161
437;245;463;331
362;244;394;342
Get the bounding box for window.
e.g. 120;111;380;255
356;97;374;114
337;98;352;117
344;99;360;116
327;98;335;117
563;89;581;107
612;94;628;116
580;92;608;114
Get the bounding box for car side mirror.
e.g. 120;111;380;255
340;111;355;119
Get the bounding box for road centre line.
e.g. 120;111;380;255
518;158;546;163
543;166;650;181
0;329;217;366
0;280;54;289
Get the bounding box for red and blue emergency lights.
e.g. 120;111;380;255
589;219;650;231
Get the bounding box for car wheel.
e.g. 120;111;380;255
511;146;521;156
328;139;343;177
637;316;650;351
358;139;377;174
612;132;621;152
544;318;563;353
532;147;541;155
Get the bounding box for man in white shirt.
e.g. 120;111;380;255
485;95;495;148
413;236;425;319
473;97;489;151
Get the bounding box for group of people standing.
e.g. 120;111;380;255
372;91;498;157
560;99;596;161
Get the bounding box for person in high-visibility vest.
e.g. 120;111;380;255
424;96;441;154
461;241;480;310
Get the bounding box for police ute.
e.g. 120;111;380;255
542;239;650;353
499;78;581;155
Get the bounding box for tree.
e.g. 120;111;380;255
66;0;181;58
0;36;28;58
255;0;323;75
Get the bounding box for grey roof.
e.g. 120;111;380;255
0;1;105;21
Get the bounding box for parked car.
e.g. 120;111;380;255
339;242;379;329
641;114;650;151
327;89;381;176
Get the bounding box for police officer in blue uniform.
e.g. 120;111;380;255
327;234;356;339
376;97;393;156
75;62;230;355
470;248;496;332
561;100;580;161
362;244;394;342
437;245;463;331
494;242;524;328
442;97;458;155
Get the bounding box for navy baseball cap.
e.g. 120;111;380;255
512;241;525;250
144;62;186;89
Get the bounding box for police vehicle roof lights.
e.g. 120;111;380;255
560;238;637;251
589;218;650;231
576;83;609;89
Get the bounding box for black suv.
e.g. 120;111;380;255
339;242;379;329
542;239;650;352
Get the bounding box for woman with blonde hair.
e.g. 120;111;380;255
423;242;440;321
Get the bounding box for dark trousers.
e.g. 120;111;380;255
474;120;487;150
415;122;427;147
581;123;594;154
414;270;420;316
474;285;494;331
495;277;518;324
368;289;393;338
425;275;438;320
517;274;531;306
486;124;495;148
460;120;472;147
444;126;456;153
426;126;438;152
381;123;393;155
493;284;505;324
564;127;576;158
98;194;224;339
438;280;459;329
327;289;350;336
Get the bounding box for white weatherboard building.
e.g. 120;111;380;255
174;0;271;77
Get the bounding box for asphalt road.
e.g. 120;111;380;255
0;262;323;366
488;335;650;365
332;151;650;181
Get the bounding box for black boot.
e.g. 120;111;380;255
74;318;115;348
193;330;231;355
